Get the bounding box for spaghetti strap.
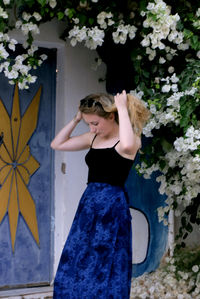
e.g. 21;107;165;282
113;140;120;148
91;134;97;148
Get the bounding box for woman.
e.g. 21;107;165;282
51;90;150;299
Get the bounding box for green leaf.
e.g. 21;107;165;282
183;28;193;39
67;9;75;19
190;35;200;51
88;18;94;26
37;0;46;7
185;222;193;233
57;12;64;21
181;216;187;228
0;21;6;32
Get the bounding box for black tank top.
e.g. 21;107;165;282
85;138;134;186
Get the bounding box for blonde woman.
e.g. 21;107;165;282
51;90;150;299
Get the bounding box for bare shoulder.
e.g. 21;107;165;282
116;135;141;160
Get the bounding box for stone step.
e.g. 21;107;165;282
0;286;53;299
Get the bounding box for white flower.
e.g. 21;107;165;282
22;12;31;22
49;0;57;8
162;84;171;93
40;54;48;60
196;8;200;17
15;20;22;29
197;51;200;59
141;37;150;47
0;43;9;59
166;53;173;61
192;265;199;273
21;23;40;35
168;66;175;73
112;24;136;45
8;39;18;51
177;43;190;51
3;0;10;4
147;2;155;10
171;84;178;92
64;8;70;16
33;12;42;21
86;27;105;49
159;57;166;64
72;18;79;24
97;12;114;29
171;73;179;83
0;7;8;18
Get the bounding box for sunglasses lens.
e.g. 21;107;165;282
87;99;94;107
80;98;102;108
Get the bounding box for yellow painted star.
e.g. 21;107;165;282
0;84;42;252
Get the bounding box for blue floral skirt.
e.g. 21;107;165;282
53;182;132;299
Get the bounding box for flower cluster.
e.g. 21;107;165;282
137;72;200;224
68;26;105;49
131;246;200;298
140;0;188;62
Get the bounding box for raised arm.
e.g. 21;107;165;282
50;111;92;151
114;90;141;158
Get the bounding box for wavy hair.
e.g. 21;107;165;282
79;92;150;136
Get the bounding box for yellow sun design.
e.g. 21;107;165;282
0;84;42;252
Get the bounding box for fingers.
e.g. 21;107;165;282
115;90;126;97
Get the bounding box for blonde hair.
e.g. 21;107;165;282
79;93;150;136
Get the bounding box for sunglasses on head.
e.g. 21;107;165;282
80;98;102;108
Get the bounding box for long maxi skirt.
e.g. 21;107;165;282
53;182;132;299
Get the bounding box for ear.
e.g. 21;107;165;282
108;112;115;121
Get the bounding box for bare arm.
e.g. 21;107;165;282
50;111;92;151
115;90;141;158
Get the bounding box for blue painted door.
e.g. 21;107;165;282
0;47;56;288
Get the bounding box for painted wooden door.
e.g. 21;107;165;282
0;47;56;288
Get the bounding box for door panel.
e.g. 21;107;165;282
0;47;56;288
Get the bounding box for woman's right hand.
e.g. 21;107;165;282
74;110;82;123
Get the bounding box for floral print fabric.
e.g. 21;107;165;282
53;182;132;299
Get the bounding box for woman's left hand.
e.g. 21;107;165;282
114;90;128;110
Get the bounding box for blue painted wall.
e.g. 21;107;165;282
125;149;168;277
0;47;56;288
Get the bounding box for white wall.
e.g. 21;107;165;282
53;42;107;275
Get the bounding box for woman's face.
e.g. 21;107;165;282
82;113;115;137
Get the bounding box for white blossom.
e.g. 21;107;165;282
0;7;8;18
162;84;171;93
22;12;32;22
49;0;57;8
168;66;175;73
159;57;166;64
33;12;42;21
192;265;199;273
141;0;184;54
196;8;200;17
112;24;137;44
8;39;18;51
0;43;9;59
3;0;10;4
